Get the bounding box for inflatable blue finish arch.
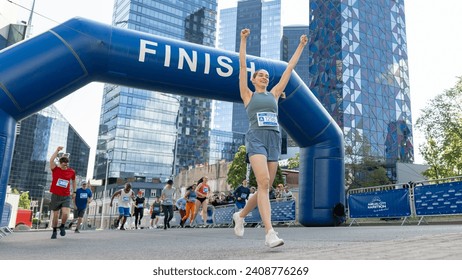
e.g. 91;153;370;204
0;18;344;226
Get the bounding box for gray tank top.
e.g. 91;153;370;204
245;91;279;131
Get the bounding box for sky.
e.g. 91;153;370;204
3;0;462;179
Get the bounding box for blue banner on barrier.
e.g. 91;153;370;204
0;203;11;227
213;204;235;225
244;207;262;223
414;182;462;216
271;199;296;221
348;189;411;218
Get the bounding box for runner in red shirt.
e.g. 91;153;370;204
49;146;77;239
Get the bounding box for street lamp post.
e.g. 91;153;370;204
99;153;111;229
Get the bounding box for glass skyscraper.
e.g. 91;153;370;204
9;105;90;201
308;0;413;181
94;0;217;183
212;6;236;134
281;25;309;158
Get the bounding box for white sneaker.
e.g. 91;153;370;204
265;229;284;248
233;212;245;237
153;225;157;229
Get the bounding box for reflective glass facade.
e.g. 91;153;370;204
308;0;413;180
281;25;309;158
0;24;27;49
95;0;217;183
212;6;237;135
9;105;90;201
209;130;245;164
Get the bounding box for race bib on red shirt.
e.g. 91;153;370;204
56;178;69;188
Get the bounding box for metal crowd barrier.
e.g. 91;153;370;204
347;176;462;226
413;177;462;225
0;202;13;238
171;199;296;228
87;198;297;229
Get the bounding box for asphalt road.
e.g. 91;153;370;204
2;223;462;260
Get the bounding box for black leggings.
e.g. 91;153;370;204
162;205;173;227
134;207;144;226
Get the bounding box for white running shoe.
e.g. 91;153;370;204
265;229;284;248
233;212;245;237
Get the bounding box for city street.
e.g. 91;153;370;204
2;224;462;260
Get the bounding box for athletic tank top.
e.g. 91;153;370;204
187;189;197;202
118;189;133;208
245;91;279;131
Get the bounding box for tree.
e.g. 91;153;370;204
415;77;462;179
227;145;248;189
13;189;31;209
344;133;391;189
227;145;285;189
287;153;300;169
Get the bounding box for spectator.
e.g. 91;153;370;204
234;180;251;209
281;186;293;201
248;187;256;200
276;183;284;200
269;186;277;200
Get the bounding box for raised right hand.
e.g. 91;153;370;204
241;28;250;39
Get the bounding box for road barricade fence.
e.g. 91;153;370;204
86;198;298;229
168;199;296;228
347;176;462;226
0;202;13;238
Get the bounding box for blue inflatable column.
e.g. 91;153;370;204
0;110;16;226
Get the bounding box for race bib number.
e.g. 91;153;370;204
56;178;69;188
240;193;247;199
203;187;209;193
165;198;172;204
154;207;160;212
137;203;143;208
123;197;129;202
80;193;88;199
257;112;278;126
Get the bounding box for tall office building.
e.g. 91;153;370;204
9;105;90;201
212;6;237;133
94;0;218;183
213;0;285;161
281;25;309;158
0;0;27;48
308;0;413;181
